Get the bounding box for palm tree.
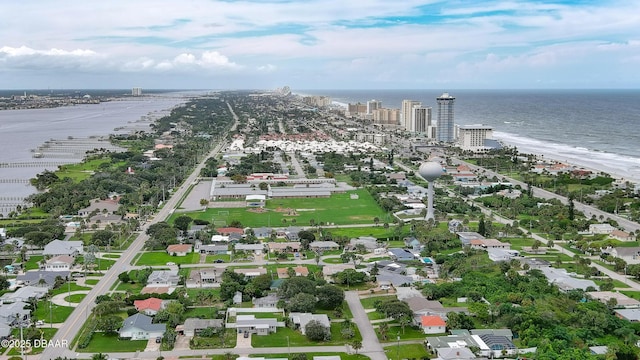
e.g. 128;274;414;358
378;322;389;341
351;340;363;354
91;353;109;360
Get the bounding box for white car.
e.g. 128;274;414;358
166;262;176;266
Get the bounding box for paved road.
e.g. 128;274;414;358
40;131;232;359
454;158;640;234
344;291;387;360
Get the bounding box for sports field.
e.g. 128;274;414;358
171;189;386;227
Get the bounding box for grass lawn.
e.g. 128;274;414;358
368;311;388;320
171;189;387;227
185;306;225;319
360;295;396;309
384;343;430;360
252;323;360;347
327;226;402;239
84;279;100;285
620;291;640;301
76;255;116;271
386;325;430;341
136;251;200;266
253;353;369;360
205;254;231;263
115;281;144;293
64;293;87;303
79;332;147;352
189;329;237;349
102;253;121;258
24;255;44;270
503;237;535;250
33;301;74;323
55;158;118;182
6;328;59;355
51;283;91;296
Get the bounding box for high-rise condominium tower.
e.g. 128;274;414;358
402;100;421;131
436;92;455;142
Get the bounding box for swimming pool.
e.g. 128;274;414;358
421;257;433;264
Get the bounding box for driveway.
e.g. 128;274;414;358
174;334;191;350
144;337;161;352
236;331;252;348
344;291;386;360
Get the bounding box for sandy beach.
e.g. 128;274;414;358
494;131;640;184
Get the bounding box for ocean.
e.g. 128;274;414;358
0;94;188;214
301;89;640;182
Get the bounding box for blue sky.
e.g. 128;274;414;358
1;0;639;89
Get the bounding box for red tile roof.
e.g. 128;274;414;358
134;297;163;311
421;315;446;327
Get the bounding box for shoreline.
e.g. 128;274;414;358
494;131;640;184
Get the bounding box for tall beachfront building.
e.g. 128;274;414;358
132;87;143;96
436;92;455;142
402;100;421;131
411;105;432;133
367;99;382;114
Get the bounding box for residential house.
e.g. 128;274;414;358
166;244;192;256
289;312;330;335
611;230;635;242
88;213;124;228
456;232;485;246
588;291;640;308
43;240;83;257
235;314;278;335
322;264;355;282
251;227;274;239
615;309;640;322
388;248;416;262
253;294;280;308
119;313;166;340
277;266;309;279
147;270;180;287
0;301;30;327
420;315;447;334
349;236;378;252
216;227;244;236
590;223;616;234
434;347;476;360
234;267;267;278
17;271;69;289
404;237;422;251
77;198;121;217
0;286;48;303
134;298;166;316
196;243;228;255
44;255;74;272
268;242;301;253
309;241;340;251
470;239;510;250
186;268;220;288
235;243;264;255
539;267;599;291
610;247;640;265
447;219;464;233
487;248;520;262
210;235;230;243
426;330;517;358
181;318;223;337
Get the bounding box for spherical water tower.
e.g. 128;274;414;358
418;162;443;221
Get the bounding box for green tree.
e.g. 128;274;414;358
288;292;317;313
316;285;345;310
305;320;331;341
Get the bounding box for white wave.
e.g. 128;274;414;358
494;131;640;182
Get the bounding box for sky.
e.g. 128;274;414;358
1;0;640;90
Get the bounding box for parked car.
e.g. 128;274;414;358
243;332;249;338
214;259;225;263
155;336;162;343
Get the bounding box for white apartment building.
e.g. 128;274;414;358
457;124;493;151
402;100;422;131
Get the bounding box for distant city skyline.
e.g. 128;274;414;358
1;1;640;90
